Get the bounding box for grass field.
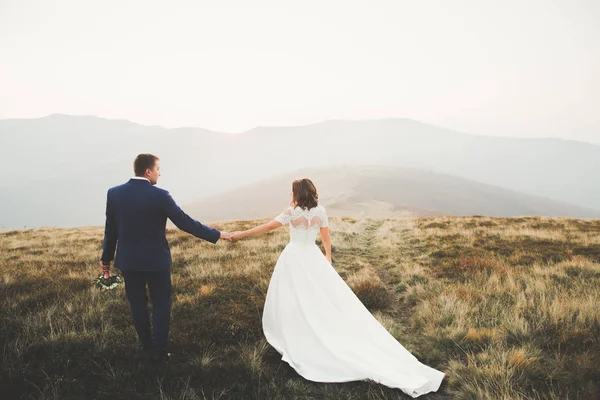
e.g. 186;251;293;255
1;216;599;399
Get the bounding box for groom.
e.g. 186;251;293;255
99;153;231;361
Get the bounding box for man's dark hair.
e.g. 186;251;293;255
134;154;159;176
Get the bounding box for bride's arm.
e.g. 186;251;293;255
320;226;332;264
232;220;283;240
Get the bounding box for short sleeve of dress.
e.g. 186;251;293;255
274;206;294;225
319;206;329;227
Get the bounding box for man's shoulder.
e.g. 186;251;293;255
107;182;127;194
146;185;172;202
107;182;170;200
151;186;170;196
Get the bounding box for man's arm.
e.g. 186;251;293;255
100;190;118;267
164;192;226;243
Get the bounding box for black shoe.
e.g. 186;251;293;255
131;343;153;361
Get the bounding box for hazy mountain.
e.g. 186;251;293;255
1;114;598;228
183;166;600;223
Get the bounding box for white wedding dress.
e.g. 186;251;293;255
262;205;445;398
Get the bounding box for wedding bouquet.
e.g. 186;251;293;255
94;272;123;291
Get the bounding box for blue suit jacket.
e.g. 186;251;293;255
100;178;220;271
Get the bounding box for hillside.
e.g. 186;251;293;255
1;217;599;399
1;115;599;228
184;166;600;223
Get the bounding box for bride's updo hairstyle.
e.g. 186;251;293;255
291;178;318;210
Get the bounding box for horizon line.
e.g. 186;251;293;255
0;113;598;146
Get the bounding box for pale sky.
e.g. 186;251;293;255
1;0;599;143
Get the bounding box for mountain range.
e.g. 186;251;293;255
1;114;598;228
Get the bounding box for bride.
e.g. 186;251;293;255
230;178;444;397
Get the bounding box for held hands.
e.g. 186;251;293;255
220;231;233;241
219;231;246;242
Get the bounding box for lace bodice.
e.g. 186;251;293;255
274;205;329;245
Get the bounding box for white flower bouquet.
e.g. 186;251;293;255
94;272;123;291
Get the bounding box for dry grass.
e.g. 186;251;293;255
1;216;599;399
347;267;393;311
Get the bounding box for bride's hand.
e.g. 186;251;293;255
231;231;244;242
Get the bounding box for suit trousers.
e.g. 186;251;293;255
121;270;172;352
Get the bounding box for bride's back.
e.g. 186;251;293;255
275;205;329;245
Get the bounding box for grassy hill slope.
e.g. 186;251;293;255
1;217;599;399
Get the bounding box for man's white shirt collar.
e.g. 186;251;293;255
131;177;151;183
